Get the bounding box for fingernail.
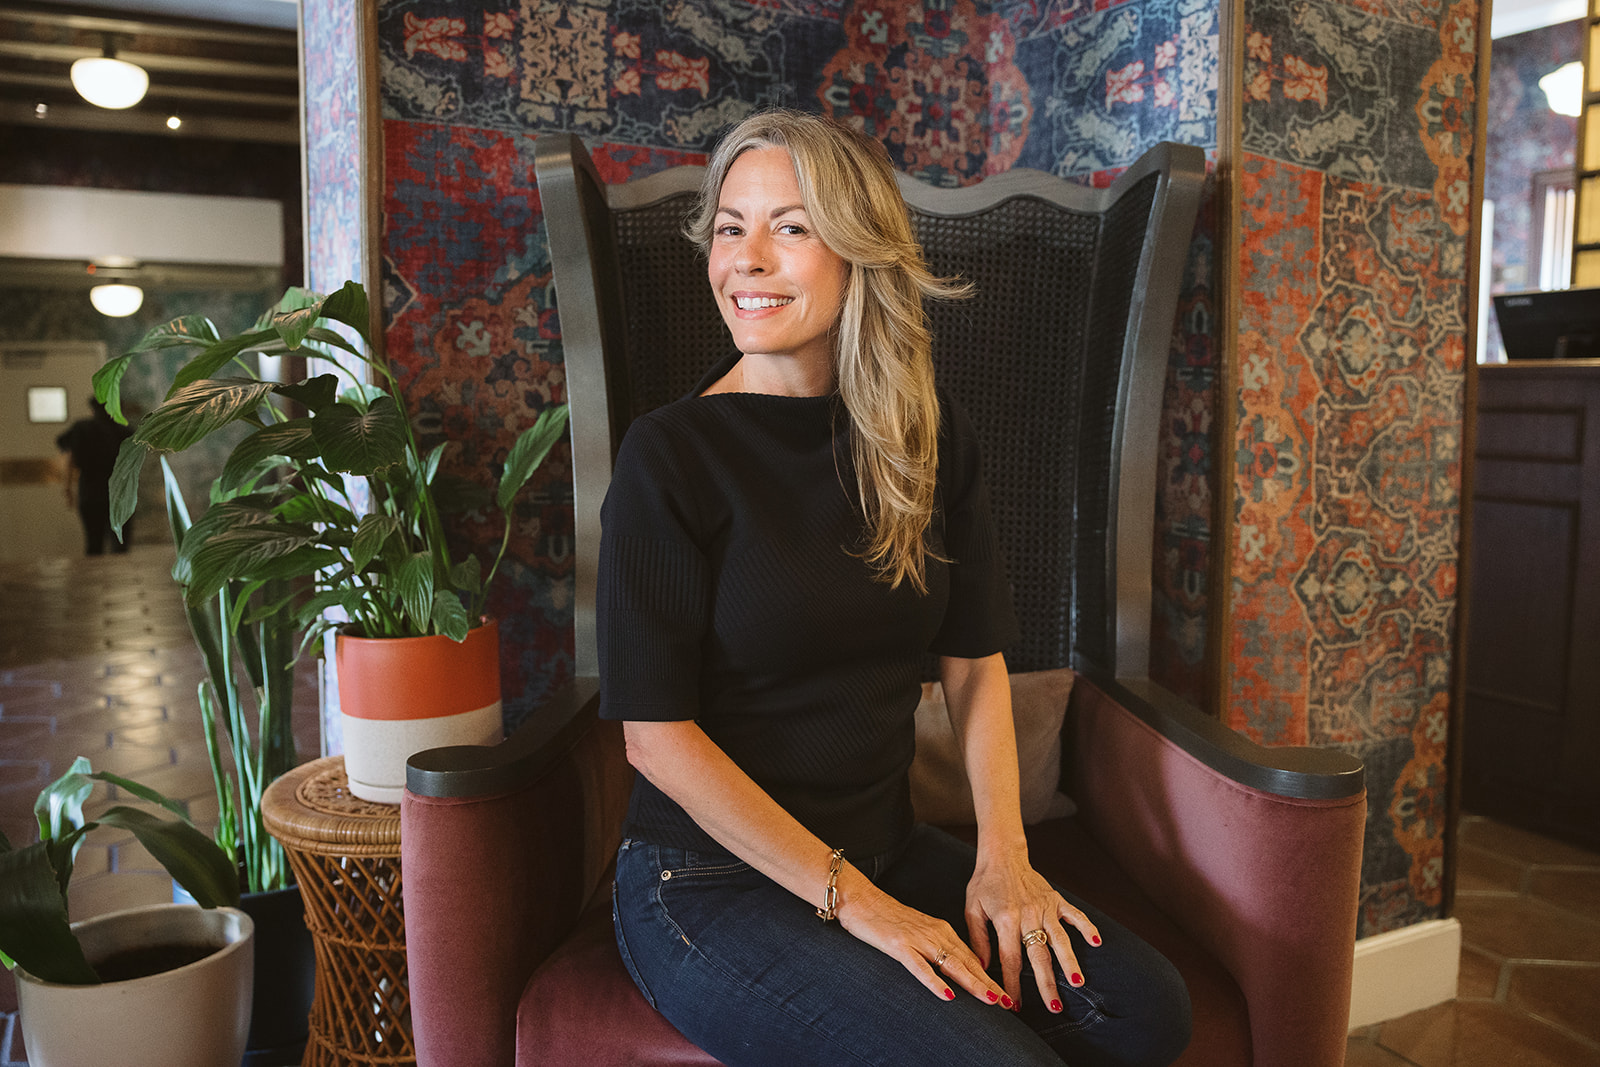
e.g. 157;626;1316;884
1000;994;1014;1009
985;991;998;1003
1091;935;1101;946
943;988;955;1001
1050;998;1062;1013
1070;972;1083;986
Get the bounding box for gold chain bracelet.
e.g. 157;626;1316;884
816;848;845;921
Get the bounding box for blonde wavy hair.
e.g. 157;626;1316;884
686;109;968;593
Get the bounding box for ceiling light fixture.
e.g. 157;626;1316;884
166;114;182;130
69;36;148;110
1539;62;1583;118
89;284;144;318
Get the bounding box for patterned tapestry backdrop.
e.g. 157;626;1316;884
1235;0;1477;934
361;0;1223;726
302;0;1474;936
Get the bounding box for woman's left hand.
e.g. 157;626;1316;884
964;843;1102;1015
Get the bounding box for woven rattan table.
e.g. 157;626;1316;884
263;756;413;1066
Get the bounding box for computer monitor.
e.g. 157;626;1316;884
1492;287;1600;361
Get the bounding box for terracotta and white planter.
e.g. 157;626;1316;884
15;903;254;1067
336;619;503;803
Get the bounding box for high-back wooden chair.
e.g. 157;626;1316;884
401;133;1366;1067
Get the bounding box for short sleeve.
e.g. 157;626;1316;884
928;395;1020;658
597;415;711;722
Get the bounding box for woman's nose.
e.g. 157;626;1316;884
734;232;768;274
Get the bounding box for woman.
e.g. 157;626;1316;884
598;109;1191;1067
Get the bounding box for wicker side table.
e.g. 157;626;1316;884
263;756;413;1066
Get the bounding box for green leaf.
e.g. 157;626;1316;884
246;545;344;584
274;492;356;528
351;514;402;572
186;524;317;604
91;355;135;425
311;397;407;475
94;807;239;909
220;420;320;492
498;404;570;511
126;314;220;355
301;327;365;359
175;497;278;584
248;287;312;333
317;280;372;341
34;757;94;843
395;552;435;634
422;442;446;486
0;843;100;985
340;382;390;409
87;772;187;821
292;588;363;629
133;378;280;453
449;554;483;597
431;590;471;642
109;438;151;534
274;373;340;413
160;457;193;555
169;329;279;394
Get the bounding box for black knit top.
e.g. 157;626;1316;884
597;353;1019;857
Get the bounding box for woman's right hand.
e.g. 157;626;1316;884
834;868;1014;1009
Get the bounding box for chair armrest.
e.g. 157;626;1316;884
1067;671;1365;1067
401;678;632;1067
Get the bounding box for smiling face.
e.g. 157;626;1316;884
707;146;850;379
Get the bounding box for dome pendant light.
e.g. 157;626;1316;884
90;284;144;317
70;36;148;110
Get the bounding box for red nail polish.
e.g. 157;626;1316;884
943;988;955;1000
1091;935;1101;946
1071;973;1083;986
1050;999;1062;1013
986;991;998;1003
1000;994;1014;1009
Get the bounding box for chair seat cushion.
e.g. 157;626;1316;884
517;817;1250;1067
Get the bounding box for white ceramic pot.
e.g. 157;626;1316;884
15;903;254;1067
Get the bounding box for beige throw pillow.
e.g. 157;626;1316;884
910;668;1077;826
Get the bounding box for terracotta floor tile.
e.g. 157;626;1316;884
1508;964;1600;1047
1455;845;1526;893
1527;869;1600;921
1374;1000;1456;1066
1458;945;1504;1000
1453;894;1600;963
1459;818;1600;870
1379;1000;1600;1067
1345;1035;1418;1066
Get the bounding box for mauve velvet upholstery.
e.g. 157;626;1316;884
402;674;1364;1067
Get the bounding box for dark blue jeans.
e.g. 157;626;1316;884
613;824;1192;1067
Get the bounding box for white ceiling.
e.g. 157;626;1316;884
1491;0;1588;37
26;0;297;30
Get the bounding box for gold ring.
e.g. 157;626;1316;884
934;949;950;968
1022;928;1050;947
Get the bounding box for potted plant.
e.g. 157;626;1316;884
0;758;253;1067
94;281;570;802
160;457;314;1064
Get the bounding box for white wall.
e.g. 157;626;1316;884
0;185;283;266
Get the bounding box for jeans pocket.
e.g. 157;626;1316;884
613;878;659;1010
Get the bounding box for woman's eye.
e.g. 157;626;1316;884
715;224;743;237
778;223;807;236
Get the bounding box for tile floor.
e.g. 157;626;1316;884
2;548;1598;1066
0;546;320;1066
